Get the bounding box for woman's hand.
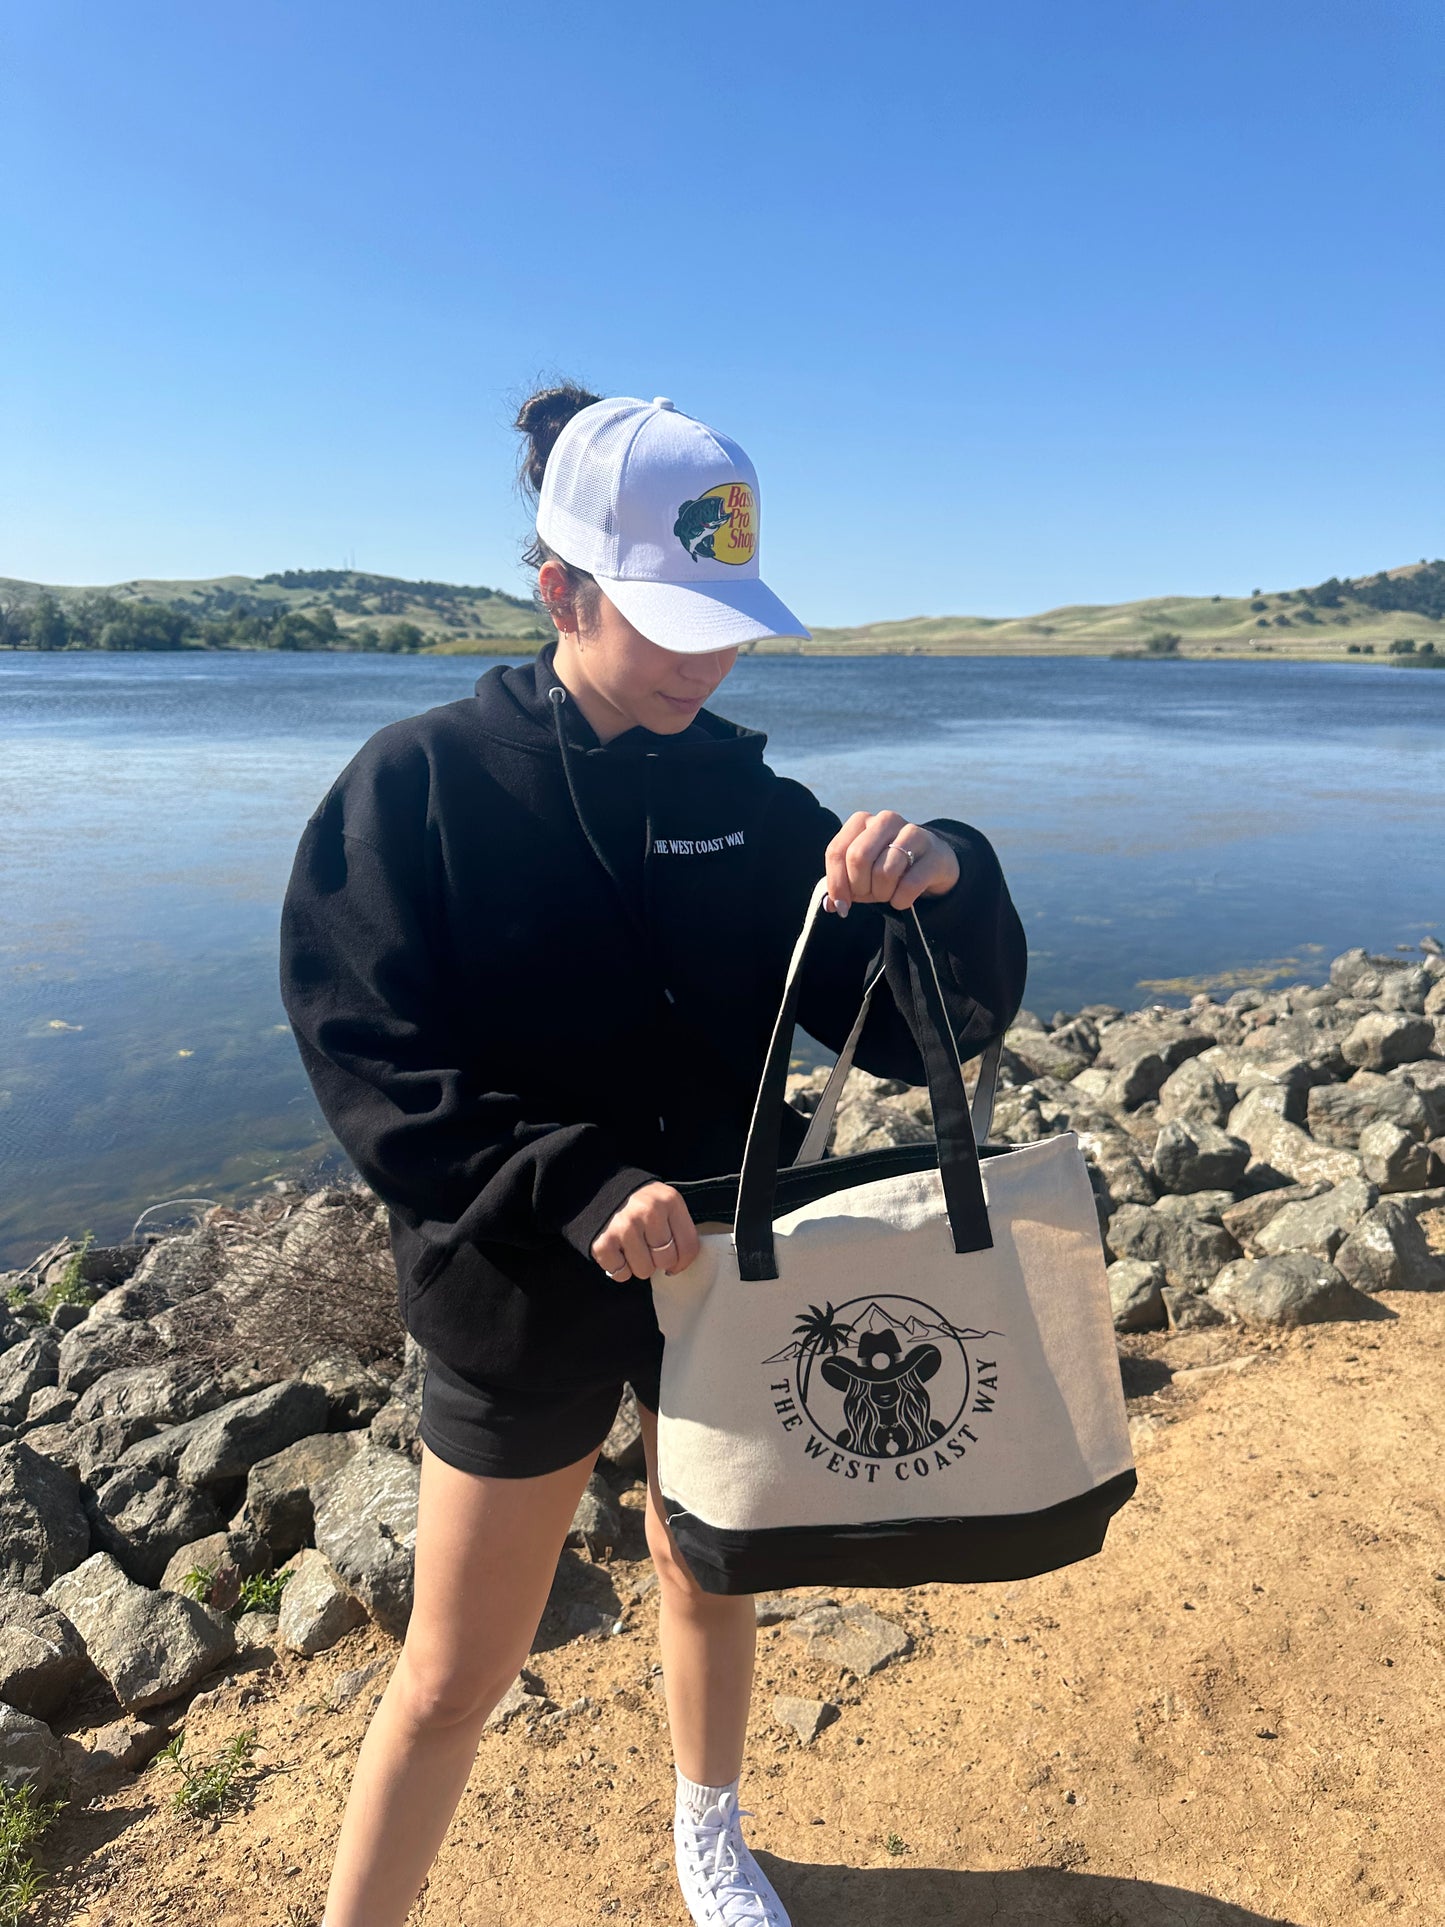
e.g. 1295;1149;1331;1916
824;811;960;916
591;1181;701;1283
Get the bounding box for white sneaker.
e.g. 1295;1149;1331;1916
674;1788;791;1926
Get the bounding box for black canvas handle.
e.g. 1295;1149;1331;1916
733;879;995;1280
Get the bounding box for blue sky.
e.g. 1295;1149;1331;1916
3;1;1441;625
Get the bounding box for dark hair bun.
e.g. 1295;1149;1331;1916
514;383;602;497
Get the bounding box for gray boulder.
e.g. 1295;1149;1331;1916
312;1442;419;1640
20;1385;78;1432
1208;1254;1368;1327
1104;1053;1171;1113
1156;1056;1236;1128
42;1551;236;1713
1398;1061;1445;1136
0;1592;93;1721
296;1348;397;1429
159;1523;270;1601
567;1473;622;1558
0;1702;64;1795
1254;1179;1378;1260
773;1696;841;1745
84;1466;224;1588
1341;1012;1435;1072
1359;1120;1433;1194
176;1378;332;1490
1106;1205;1240;1291
70;1360;228;1431
275;1547;367;1656
243;1428;366;1561
600;1385;645;1480
1107;1260;1167;1332
1161;1286;1228;1331
1221;1182;1330;1251
1150;1189;1235;1224
369;1334;426;1462
1077;1131;1157;1211
1151;1119;1250;1195
57;1316;168;1398
785;1603;913;1678
0;1331;61;1425
1227;1088;1364;1189
1307;1074;1430;1149
831;1097;931;1157
1334;1201;1445;1293
0;1439;91;1591
114;1409;231;1480
1095;1019;1212;1075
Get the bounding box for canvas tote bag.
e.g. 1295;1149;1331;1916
652;875;1137;1596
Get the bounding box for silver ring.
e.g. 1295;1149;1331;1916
887;841;918;868
605;1265;630;1279
648;1236;676;1251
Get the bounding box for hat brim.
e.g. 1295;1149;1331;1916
596;572;810;654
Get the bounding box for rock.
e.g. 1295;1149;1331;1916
244;1429;366;1561
1359;1120;1433;1194
84;1466;224;1587
234;1611;280;1654
58;1712;175;1790
1254;1178;1379;1261
1334;1201;1445;1293
311;1442;420;1639
56;1316;168;1398
1077;1132;1157;1211
0;1701;64;1794
1340;1012;1435;1072
114;1409;229;1480
1003;1031;1087;1083
1104;1053;1171;1113
42;1551;236;1713
0;1331;61;1425
1161;1287;1228;1331
1150;1190;1235;1224
0;1439;92;1592
1221;1183;1331;1251
773;1696;841;1745
567;1473;622;1557
1208;1254;1370;1327
1156;1057;1236;1128
70;1361;228;1431
125;1227;226;1306
785;1603;913;1678
1398;1061;1445;1137
1307;1075;1430;1149
1330;948;1372;992
296;1348;397;1429
831;1097;932;1157
369;1335;426;1461
1151;1119;1250;1194
485;1668;554;1729
275;1548;368;1656
0;1592;93;1721
20;1385;77;1432
1095;1019;1212;1075
1105;1205;1240;1291
754;1593;835;1626
1377;966;1431;1014
599;1386;645;1479
1108;1260;1167;1332
329;1658;390;1711
159;1523;270;1599
176;1378;332;1490
1227;1088;1365;1189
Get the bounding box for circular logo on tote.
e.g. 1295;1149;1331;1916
673;482;756;565
761;1294;1004;1485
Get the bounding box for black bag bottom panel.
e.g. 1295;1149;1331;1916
663;1467;1139;1596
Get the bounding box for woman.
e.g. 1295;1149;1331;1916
279;386;1028;1927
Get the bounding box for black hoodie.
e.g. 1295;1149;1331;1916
277;641;1028;1388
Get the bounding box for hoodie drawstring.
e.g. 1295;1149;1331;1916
547;681;656;953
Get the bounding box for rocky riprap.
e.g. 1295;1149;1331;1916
0;938;1439;1809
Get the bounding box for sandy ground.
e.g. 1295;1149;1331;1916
40;1282;1445;1927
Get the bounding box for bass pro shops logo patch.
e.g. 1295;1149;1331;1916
762;1294;1002;1486
673;483;756;564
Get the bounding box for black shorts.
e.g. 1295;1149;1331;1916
417;1347;662;1481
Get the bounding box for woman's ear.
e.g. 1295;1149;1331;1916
537;559;575;634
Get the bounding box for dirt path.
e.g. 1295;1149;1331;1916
47;1288;1445;1927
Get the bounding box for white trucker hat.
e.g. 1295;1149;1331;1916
535;395;810;653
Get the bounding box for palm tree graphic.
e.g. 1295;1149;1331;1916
791;1302;855;1407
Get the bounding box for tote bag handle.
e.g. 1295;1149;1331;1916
734;876;997;1281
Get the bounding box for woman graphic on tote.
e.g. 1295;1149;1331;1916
279;386;1028;1927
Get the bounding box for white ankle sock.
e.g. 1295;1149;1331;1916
675;1765;740;1822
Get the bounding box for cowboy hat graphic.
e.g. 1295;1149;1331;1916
820;1325;947;1459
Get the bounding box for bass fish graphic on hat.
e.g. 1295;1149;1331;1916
673;493;732;562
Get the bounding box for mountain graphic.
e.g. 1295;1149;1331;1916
762;1299;1000;1365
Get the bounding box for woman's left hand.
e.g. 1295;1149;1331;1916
824;811;960;916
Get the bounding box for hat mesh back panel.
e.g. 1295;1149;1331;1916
539;403;647;571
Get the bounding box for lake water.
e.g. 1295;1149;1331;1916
2;648;1442;1267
